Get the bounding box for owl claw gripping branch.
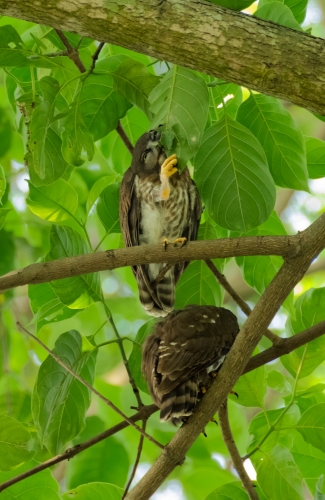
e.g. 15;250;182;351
119;129;202;317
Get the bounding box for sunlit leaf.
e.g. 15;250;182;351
62;99;95;167
267;370;293;393
0;413;34;471
258;0;307;23
295;404;325;454
63;482;123;500
86;175;119;214
257;445;304;500
315;475;325;499
26;178;78;222
0;208;11;230
305;137;325;179
254;2;304;31
293;435;325;496
207;0;254;9
204;481;249;500
32;329;97;455
149;66;209;167
207;78;242;124
232;349;266;407
236;94;308;190
194;116;276;231
45;225;102;309
96;183;121;234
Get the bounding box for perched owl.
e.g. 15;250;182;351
119;129;202;317
141;305;239;424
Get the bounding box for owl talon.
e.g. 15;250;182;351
162;238;169;250
203;429;208;438
230;390;239;399
160;154;178;179
173;237;187;248
211;417;218;425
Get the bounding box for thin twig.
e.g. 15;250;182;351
205;259;282;345
0;404;157;493
55;29;87;73
17;322;163;449
218;401;259;500
151;263;173;289
116;120;134;154
122;420;147;499
90;41;105;73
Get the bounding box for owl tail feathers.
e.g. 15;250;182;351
160;378;198;425
137;266;175;318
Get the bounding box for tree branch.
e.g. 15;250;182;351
17;322;163;449
1;1;325;114
0;404;158;493
205;259;282;345
0;235;301;293
116;120;134;155
124;213;325;500
55;29;87;73
218;401;258;500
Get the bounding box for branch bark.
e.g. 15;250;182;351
1;0;325;114
125;213;325;500
0;235;300;293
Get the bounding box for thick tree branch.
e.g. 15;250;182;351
55;29;87;72
205;259;282;345
1;1;325;114
125;213;325;500
0;404;158;493
0;235;301;293
218;401;258;500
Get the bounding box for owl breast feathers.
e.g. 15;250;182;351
119;129;202;318
141;305;239;425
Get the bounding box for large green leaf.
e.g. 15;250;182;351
254;2;304;31
100;54;160;118
281;288;325;379
204;482;249;500
0;208;11;230
63;483;123;500
0;25;30;67
232;349;266;407
207;0;254;9
236;94;308;190
149;66;209;167
194;117;275;231
32;330;97;455
295;404;325;454
293;434;325;495
79;72;130;142
257;445;304;500
45;225;102;309
86;175;119;214
0;462;61;500
66;416;129;488
258;0;307;23
305;137;325;179
26;178;78;222
128;319;157;395
0;413;34;471
96;183;121;234
207;78;242;124
27;76;68;183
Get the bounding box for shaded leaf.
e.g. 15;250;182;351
0;413;34;471
315;475;325;499
26;179;78;222
86;175;118;214
32;329;97;455
204;481;249;500
0;108;12;158
236;94;308;190
292;436;325;496
96;183;121;234
0;164;5;203
63;483;123;500
295;404;325;454
207;78;242;123
232;350;266;407
267;369;293;393
0;208;11;230
254;2;304;31
305;137;325;179
62;99;94;167
258;0;308;23
129;319;157;394
149;66;209;167
45;225;102;309
194;116;275;231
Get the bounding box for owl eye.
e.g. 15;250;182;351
142;149;150;162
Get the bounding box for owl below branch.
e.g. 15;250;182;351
142;305;239;425
119;130;202;317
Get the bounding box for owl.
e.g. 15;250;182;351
141;305;239;424
119;129;202;317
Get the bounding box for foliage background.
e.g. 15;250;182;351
0;0;325;499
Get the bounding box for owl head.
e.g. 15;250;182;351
131;129;167;174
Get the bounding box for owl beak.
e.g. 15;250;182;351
150;129;161;142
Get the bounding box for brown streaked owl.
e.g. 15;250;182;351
141;305;239;424
119;129;202;318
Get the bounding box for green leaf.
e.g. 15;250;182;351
281;288;325;379
0;164;5;203
254;2;304;31
26;179;78;222
32;330;97;455
79;72;130;142
0;391;31;423
258;0;307;23
0;462;61;500
267;369;293;393
149;66;209;167
0;229;14;278
207;78;242;123
101;54;160;118
0;413;34;471
232;350;266;407
295;404;325;454
27;76;68;183
62;99;95;167
96;183;121;234
236;94;308;190
257;445;304;500
86;175;118;214
292;438;325;496
315;475;325;499
129;319;157;394
207;0;254;9
0;25;30;67
204;482;249;500
0;208;11;230
305;137;325;179
66;416;129;488
45;225;102;309
63;483;123;500
194;116;275;231
175;221;225;308
0;107;12;158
